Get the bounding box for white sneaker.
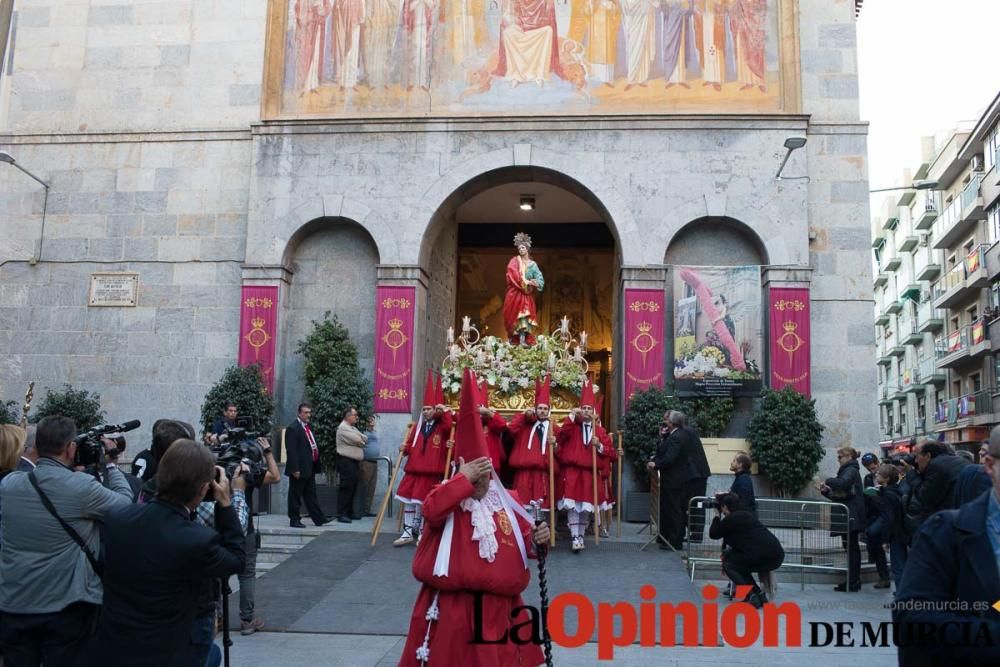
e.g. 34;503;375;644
600;526;609;538
571;536;583;552
393;528;414;547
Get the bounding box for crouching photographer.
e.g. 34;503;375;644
709;492;785;608
0;416;134;665
96;439;246;666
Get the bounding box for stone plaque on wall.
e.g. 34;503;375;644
88;273;138;307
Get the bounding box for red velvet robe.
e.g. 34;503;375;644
507;413;559;510
556;416;611;511
483;411;509;475
400;475;544;667
502;256;539;344
598;440;617;508
396;411;454;504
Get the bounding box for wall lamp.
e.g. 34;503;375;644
868;179;939;194
519;195;535;211
775;136;808;180
0;150;50;265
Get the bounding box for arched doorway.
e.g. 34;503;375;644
277;217;380;418
420;167;621;422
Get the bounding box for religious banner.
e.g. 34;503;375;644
768;287;811;396
623;288;666;406
239;286;279;393
374;286;416;412
673;266;763;397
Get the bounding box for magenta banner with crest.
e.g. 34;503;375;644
374;286;416;412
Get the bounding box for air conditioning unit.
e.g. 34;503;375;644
972;155;985;172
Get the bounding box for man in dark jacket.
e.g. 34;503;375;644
860;453;889;587
728;453;756;514
285;403;328;528
913;441;970;520
96;440;246;667
820;448;866;592
892;428;1000;666
679;414;711;542
647;410;689;550
869;464;907;590
709;492;784;608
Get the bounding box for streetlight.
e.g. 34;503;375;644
868;179;939;194
0;150;50;265
775;136;808;180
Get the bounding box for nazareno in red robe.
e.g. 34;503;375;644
507;412;560;510
396;411;454;504
556;415;612;512
399;474;544;667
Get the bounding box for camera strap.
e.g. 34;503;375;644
28;471;104;578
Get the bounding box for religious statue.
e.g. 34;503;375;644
503;232;545;345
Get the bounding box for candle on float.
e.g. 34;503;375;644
560;316;570;334
462;316;471;334
447;326;455;344
580;331;588;349
548;352;557;368
574;346;582;361
449;344;460;362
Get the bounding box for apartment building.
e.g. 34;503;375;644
875;91;1000;454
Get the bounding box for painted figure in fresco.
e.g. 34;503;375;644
503;233;545;346
621;0;655;90
696;0;724;91
404;0;440;91
584;0;621;86
494;0;562;86
447;0;488;69
721;0;738;81
656;0;697;88
331;0;366;90
363;0;402;89
733;0;766;92
294;0;333;93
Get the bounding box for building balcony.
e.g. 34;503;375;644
885;300;903;314
878;384;892;405
934;388;995;426
898;235;919;252
932;246;988;309
884;254;902;272
915;261;941;282
917;301;945;333
874;272;889;288
917;355;946;385
882;213;899;231
877;348;893;366
915;192;939;230
900;283;921;301
931;177;984;250
901;328;923;346
960;173;986;221
936;318;991;369
889;344;906;357
875;311;890;326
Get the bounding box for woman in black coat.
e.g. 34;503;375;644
820;447;866;592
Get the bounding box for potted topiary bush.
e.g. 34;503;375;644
747;387;825;497
29;384;105;430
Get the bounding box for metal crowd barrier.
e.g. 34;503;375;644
684;496;852;590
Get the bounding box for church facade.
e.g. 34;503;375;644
0;0;874;482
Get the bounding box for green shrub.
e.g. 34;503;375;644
747;388;825;497
296;313;373;475
686;397;735;437
620;388;684;487
0;400;20;425
200;364;274;437
29;384;105;430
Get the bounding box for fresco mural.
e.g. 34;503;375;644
265;0;792;117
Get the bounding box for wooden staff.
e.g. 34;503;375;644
616;430;624;539
20;382;34;429
591;436;600;545
442;424;456;480
547;430;556;547
371;422;414;546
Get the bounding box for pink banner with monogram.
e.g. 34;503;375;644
623;289;666;406
238;286;279;393
374;286;416;412
768;287;811;397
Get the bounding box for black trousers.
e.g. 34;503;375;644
658;486;685;549
1;601;98;667
682;477;708;542
337;458;360;519
847;529;862;586
287;463;325;526
722;550;784;591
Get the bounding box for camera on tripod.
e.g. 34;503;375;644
74;420;141;467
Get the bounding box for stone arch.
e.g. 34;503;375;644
276;217;381;419
664;216;770;266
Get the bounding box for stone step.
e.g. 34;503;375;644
257;545;302;564
258;532;316;546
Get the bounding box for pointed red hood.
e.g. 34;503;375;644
455;368;490;463
422;369;436;408
579;380;596;408
535;374;552;407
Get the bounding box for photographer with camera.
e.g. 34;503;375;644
96;439;246;666
709;492;785;609
0;415;133;664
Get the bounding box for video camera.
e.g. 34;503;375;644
74;420;141;467
205;417;270;496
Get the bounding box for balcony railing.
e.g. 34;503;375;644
934;388;994;425
961;173;984;211
931;197;963;240
916;355;940;381
931;245;988;304
937;317;988;358
917;301;944;327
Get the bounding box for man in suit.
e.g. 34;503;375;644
648;409;690;550
16;424;36;471
285;403;328;528
96;439;246;666
892;426;1000;666
677;413;711;542
708;492;784;609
